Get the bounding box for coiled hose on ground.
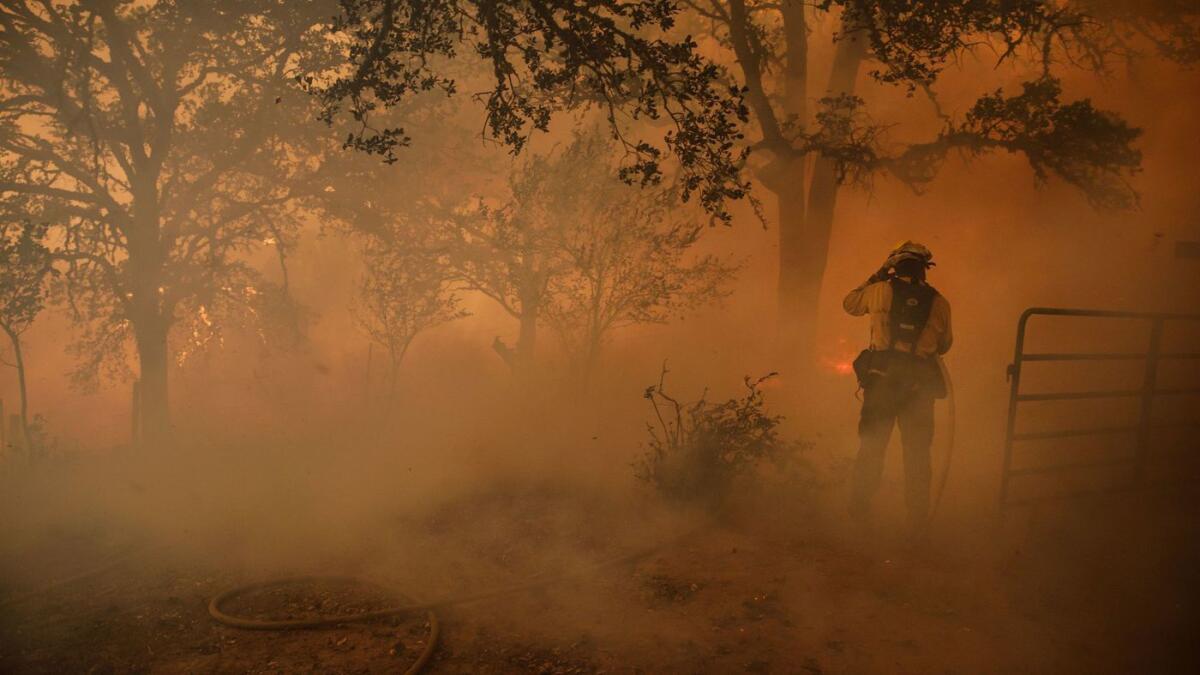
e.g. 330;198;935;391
207;541;669;674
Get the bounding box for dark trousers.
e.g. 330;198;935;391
850;376;934;527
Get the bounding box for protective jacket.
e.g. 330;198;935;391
843;278;952;357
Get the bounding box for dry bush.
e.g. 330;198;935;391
633;366;811;509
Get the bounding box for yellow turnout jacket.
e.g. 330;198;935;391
843;279;952;358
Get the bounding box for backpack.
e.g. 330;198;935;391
888;278;937;350
852;279;946;397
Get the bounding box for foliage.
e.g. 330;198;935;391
0;216;54;460
0;1;336;422
533;128;738;376
700;0;1150;206
353;228;466;394
833;0;1066;90
0;219;52;338
308;0;752;222
816;1;1195;91
435;127;737;376
888;77;1143;208
634;367;802;507
789;94;886;187
719;0;1196;197
1055;0;1200;70
439;196;556;330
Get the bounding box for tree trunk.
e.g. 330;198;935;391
779;29;867;363
1;323;30;457
576;326;603;393
780;0;809;119
386;340;412;402
131;380;141;446
387;346;399;402
133;314;170;448
774;2;811;360
127;177;171;448
515;281;540;374
516;309;537;371
776;157;809;348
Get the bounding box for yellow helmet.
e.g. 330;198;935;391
885;240;934;269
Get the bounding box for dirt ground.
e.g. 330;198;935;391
2;483;1198;675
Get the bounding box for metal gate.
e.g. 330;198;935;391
1001;308;1200;511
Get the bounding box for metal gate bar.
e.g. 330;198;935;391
1001;308;1200;510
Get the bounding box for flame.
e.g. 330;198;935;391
822;358;854;376
820;337;858;377
176;304;221;366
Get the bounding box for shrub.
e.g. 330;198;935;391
633;366;805;508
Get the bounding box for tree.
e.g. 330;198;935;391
681;0;1187;361
439;191;556;376
0;1;334;445
0;218;53;456
537;130;738;386
353;229;464;399
309;0;752;223
430;128;736;383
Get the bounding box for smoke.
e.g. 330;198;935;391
1;8;1198;674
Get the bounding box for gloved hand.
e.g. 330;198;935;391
867;264;891;284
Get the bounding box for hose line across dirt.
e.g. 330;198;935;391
208;539;671;674
208;576;440;675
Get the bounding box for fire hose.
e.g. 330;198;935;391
207;538;670;674
209;577;439;675
930;356;956;522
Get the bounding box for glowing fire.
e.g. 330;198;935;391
822;358;855;376
820;337;858;377
176;304;219;366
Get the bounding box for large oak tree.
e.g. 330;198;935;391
0;0;334;445
682;0;1193;360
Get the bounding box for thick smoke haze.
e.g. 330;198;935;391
1;2;1198;673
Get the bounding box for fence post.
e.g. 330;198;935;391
1134;318;1163;485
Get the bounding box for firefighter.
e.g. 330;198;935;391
844;241;952;533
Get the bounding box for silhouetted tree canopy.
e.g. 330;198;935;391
0;216;53;451
717;0;1149;205
679;0;1181;360
0;0;336;441
890;77;1142;209
309;0;752;222
0;219;52;341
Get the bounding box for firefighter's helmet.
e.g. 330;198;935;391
885;240;935;270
